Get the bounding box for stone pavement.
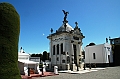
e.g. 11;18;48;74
34;66;120;79
21;72;58;79
58;67;106;74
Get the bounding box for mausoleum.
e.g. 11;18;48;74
84;43;113;67
47;10;85;71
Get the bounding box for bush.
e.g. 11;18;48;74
0;2;21;79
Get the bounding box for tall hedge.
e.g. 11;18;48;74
0;2;21;79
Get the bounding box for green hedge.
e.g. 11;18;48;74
0;2;21;79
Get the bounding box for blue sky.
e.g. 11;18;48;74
1;0;120;54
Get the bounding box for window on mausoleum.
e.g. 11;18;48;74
93;53;96;59
62;60;65;63
57;44;59;55
61;43;63;54
57;57;59;61
53;45;55;55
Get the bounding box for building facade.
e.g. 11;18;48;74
109;37;120;45
18;48;40;75
109;37;120;66
29;57;40;63
84;43;113;66
47;11;85;70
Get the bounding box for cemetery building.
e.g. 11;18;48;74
29;57;40;63
109;37;120;45
84;43;113;67
109;37;120;66
18;47;40;75
47;10;85;70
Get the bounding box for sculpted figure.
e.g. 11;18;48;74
62;10;69;22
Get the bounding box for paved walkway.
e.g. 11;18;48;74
58;67;106;74
34;66;120;79
21;72;58;79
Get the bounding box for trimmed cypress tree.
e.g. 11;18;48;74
0;2;21;79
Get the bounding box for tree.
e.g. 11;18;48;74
31;54;36;57
42;51;48;62
0;2;21;79
36;54;40;57
86;42;96;47
39;54;43;62
47;53;50;60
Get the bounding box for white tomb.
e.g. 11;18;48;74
84;43;113;66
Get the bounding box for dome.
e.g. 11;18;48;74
58;23;73;32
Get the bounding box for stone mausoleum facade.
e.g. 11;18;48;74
47;10;85;70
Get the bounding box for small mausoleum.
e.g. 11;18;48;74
84;43;113;67
47;10;85;71
18;47;40;75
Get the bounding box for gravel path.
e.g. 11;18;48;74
34;66;120;79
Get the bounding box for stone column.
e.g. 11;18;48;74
76;44;80;71
59;44;61;69
71;43;76;71
64;42;66;53
71;44;74;64
55;45;57;66
79;42;84;69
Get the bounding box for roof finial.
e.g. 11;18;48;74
106;38;108;43
50;28;53;33
75;22;78;28
109;36;111;39
20;47;24;53
20;47;22;50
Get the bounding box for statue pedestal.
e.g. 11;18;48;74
66;64;70;70
71;64;76;71
80;63;84;70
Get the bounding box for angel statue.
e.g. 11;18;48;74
62;10;69;22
